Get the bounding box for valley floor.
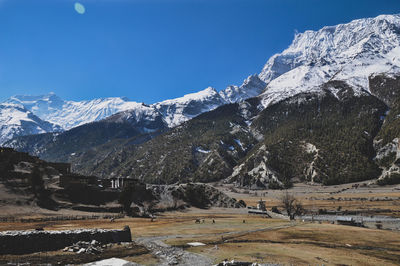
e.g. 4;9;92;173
1;182;400;265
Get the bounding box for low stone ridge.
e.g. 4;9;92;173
63;239;104;254
0;226;132;255
149;183;246;210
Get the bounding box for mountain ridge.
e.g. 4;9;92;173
1;75;266;144
258;13;400;107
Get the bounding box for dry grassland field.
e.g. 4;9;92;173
1;182;400;265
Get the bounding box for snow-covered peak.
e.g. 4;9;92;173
152;87;225;127
0;103;60;144
7;93;65;121
104;103;167;133
6;94;146;130
2;76;265;140
258;14;400;107
155;87;219;106
220;75;266;103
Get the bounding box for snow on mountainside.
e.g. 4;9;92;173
103;103;167;133
219;75;266;103
6;93;145;130
153;75;266;127
258;14;400;107
152;87;225;127
2;75;266;142
0;103;61;144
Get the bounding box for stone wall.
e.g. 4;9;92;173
0;226;131;255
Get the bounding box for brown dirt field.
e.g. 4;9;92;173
166;221;400;265
221;182;400;217
2;182;400;265
1;210;400;265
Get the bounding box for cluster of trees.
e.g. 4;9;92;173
248;85;386;186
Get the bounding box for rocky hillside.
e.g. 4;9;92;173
72;79;388;187
74;99;260;183
229;81;386;187
5;112;167;164
370;75;400;185
148;183;246;210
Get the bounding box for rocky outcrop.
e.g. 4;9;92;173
148;183;246;210
375;138;400;184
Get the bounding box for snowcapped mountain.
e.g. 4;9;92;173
152;75;266;127
219;75;266;103
5;14;399;146
103;103;167;133
0;103;61;144
6;93;146;130
152;87;225;128
2;74;266;143
258;14;400;107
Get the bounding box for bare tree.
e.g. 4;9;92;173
280;191;304;220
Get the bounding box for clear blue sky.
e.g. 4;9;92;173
0;0;399;103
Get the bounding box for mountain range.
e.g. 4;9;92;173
3;14;400;188
1;75;266;144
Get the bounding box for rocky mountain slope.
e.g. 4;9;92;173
4;109;168;164
258;14;400;107
5;14;400;187
73;79;387;187
370;74;400;185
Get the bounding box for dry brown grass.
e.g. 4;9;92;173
1;210;400;265
222;183;400;217
2;182;400;265
173;222;400;265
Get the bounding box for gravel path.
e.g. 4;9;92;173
136;235;213;266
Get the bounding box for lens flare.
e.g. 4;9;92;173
74;2;85;15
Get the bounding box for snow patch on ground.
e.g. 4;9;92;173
84;258;139;266
234;139;244;150
196;147;211;154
